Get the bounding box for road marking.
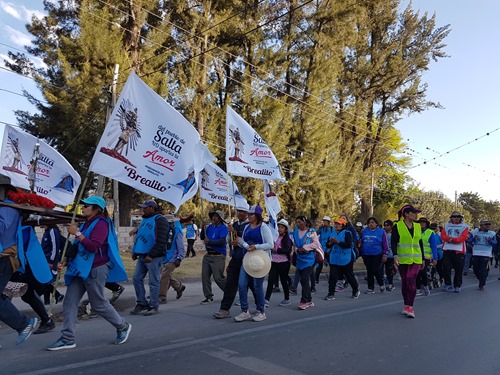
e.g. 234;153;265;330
202;347;307;375
21;287;470;375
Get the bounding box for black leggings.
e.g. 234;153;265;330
265;262;291;301
10;268;50;323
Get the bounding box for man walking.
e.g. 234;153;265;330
441;211;469;293
130;200;169;315
469;220;497;290
200;209;228;304
159;214;185;304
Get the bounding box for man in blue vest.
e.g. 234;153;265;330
200;209;228;304
0;175;39;347
130;200;169;316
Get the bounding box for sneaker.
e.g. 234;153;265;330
442;285;454;292
234;310;252;322
407;307;415;318
386;284;395;291
310;288;317;294
159;297;168;304
454;287;462;293
272;287;281;293
416;289;423;296
264;300;270;308
200;297;214;305
130;304;148;315
143;306;159;316
423;286;430;296
252;312;267;322
289;288;297;296
335;286;344;292
336;281;344;288
16;317;38;345
279;299;291;306
324;295;335;301
352;291;361;299
176;285;186;300
401;306;410;316
213;309;231;319
34;319;55;334
365;289;375;294
46;336;76;351
109;285;125;303
113;323;132;345
56;293;64;304
305;301;314;308
298;301;308;310
380;286;385;293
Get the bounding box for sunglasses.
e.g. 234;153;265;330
450;215;461;218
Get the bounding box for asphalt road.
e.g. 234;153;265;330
2;271;500;375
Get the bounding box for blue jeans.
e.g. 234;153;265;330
0;256;28;332
238;267;265;313
133;256;162;308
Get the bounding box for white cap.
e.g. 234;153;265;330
322;216;331;222
235;202;250;212
356;222;363;227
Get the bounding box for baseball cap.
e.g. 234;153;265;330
139;200;158;209
479;219;491;225
236;202;250;212
81;196;106;210
248;205;263;215
355;222;363;227
322;216;331;222
334;217;347;225
400;204;422;214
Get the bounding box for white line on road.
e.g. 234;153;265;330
21;288;457;375
202;347;307;375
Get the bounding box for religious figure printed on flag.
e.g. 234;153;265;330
175;168;196;197
228;126;247;164
99;99;141;168
200;168;210;190
53;173;76;193
2;133;27;175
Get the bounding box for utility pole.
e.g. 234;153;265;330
96;64;120;228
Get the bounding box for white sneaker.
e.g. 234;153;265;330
252;312;267;322
234;311;252;322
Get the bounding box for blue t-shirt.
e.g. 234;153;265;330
205;223;228;255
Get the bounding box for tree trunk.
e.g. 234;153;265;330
118;183;134;226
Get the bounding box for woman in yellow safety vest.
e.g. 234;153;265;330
391;205;424;319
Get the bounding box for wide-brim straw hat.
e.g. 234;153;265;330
243;250;271;278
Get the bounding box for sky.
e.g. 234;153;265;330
1;1;499;203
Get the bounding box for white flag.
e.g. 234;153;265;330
89;72;204;210
226;106;285;182
199;161;248;207
0;125;81;206
264;179;281;241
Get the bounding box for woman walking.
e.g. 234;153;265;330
324;217;360;300
392;204;424;318
360;217;388;293
265;219;293;306
234;205;274;322
47;196;130;350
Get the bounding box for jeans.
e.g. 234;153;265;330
442;251;464;287
159;262;183;298
298;266;313;303
238;267;265;313
265;261;291;301
132;256;162;308
464;252;473;272
0;257;28;332
472;256;489;287
328;262;358;296
398;263;421;306
363;254;384;289
61;263;125;341
201;254;226;299
220;258;255;311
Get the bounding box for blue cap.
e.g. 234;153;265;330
139;199;158;209
81;196;106;210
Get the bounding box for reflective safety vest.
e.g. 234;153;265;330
421;229;432;260
396;221;422;265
